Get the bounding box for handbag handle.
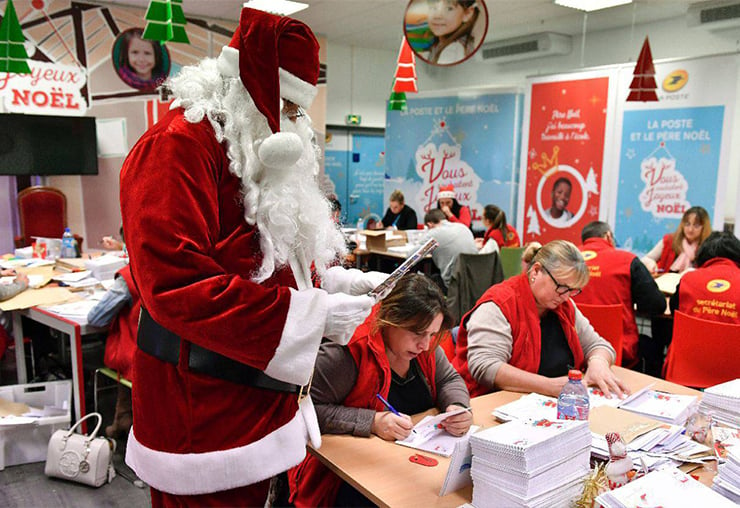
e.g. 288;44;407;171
65;412;103;440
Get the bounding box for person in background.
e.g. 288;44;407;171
573;221;666;369
328;196;342;223
424;209;478;291
87;263;140;438
100;226;125;251
670;231;740;324
641;206;712;274
477;204;520;254
375;189;418;230
117;28;167;91
543;177;574;226
288;274;471;507
0;270;29;362
436;184;471;228
453;240;627;398
424;0;480;65
119;8;376;505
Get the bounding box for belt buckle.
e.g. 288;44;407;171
298;373;313;403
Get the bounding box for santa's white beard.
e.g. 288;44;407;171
249;115;347;283
167;60;346;283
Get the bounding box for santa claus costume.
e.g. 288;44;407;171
120;8;376;506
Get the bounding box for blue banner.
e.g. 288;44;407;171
615;106;724;254
385;92;521;230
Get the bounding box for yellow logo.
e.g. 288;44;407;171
581;250;597;261
662;70;688;93
706;279;730;293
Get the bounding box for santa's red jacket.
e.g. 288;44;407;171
120;109;329;496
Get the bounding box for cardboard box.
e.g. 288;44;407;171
0;380;72;470
361;230;407;250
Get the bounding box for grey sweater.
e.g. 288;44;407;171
311;342;470;437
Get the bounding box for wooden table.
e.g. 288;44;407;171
309;367;709;508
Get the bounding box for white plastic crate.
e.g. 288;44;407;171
0;380;72;470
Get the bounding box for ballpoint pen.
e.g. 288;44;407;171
375;393;401;416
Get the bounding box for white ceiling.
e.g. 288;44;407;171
99;0;701;51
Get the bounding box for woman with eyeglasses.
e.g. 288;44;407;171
453;240;628;399
641;206;712;274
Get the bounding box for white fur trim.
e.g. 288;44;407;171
257;132;303;168
438;190;455;199
263;287;326;386
279;67;317;109
216;46;239;77
125;398;320;495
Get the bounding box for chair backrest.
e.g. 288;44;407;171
17;186;67;247
664;311;740;388
576;302;624;366
446;251;504;324
499;247;525;280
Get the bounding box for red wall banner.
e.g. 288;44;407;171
522;77;609;244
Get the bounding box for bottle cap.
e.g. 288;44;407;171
568;369;583;380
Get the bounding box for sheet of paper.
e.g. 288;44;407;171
396;411;474;458
52;270;93;283
589;406;663;444
0;286;82;311
654;272;683;294
439;428;478;496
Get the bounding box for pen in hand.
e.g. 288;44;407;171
376;393;401;416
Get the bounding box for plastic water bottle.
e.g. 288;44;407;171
61;227;76;258
356;217;364;231
557;370;590;420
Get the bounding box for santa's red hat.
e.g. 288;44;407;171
438;184;456;200
216;8;319;167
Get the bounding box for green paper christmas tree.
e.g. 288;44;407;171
0;0;31;74
388;89;407;111
143;0;189;44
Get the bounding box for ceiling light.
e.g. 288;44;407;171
243;0;308;16
554;0;632;12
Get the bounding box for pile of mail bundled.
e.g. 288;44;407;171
596;467;736;507
469;419;590;507
714;448;740;503
699;379;740;429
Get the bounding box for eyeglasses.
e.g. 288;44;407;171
540;265;582;296
281;104;306;121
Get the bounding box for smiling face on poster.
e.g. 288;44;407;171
536;166;587;229
404;0;489;66
112;28;171;92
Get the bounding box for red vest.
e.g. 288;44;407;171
103;265;141;380
678;258;740;324
452;274;584;397
574;237;639;366
289;308;438;507
484;224;521;249
657;234;677;272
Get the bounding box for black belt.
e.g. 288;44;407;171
137;307;302;395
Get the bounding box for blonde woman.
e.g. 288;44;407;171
641;206;712;273
453;240;627;398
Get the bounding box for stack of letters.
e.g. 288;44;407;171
699;379;740;429
469;419;590;507
714;448;740;503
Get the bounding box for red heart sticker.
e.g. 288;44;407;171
409;454;438;467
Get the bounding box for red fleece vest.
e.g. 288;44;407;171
678;258;740;324
574;237;638;366
103;266;141;380
289;309;437;507
452;274;584;397
658;234;677;272
484;224;521;249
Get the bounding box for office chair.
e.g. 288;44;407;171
446;251;504;324
663;311;740;388
15;186;84;251
575;303;624;366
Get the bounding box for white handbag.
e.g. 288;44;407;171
44;412;116;487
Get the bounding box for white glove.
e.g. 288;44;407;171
323;266;388;296
349;270;388;295
323;293;374;345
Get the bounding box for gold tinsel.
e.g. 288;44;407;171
574;464;609;508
